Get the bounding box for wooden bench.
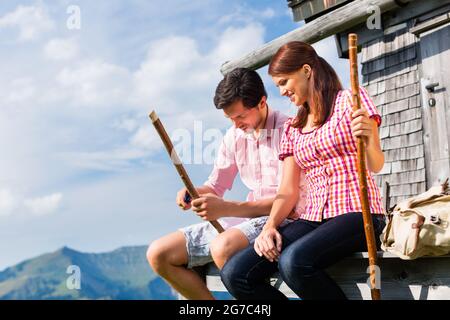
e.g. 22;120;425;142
198;252;450;300
193;182;450;300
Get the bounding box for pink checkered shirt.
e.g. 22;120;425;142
205;107;307;229
279;87;384;222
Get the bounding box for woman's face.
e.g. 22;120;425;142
271;65;311;107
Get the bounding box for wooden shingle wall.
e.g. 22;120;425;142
361;21;426;208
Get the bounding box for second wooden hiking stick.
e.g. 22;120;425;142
348;33;381;300
149;110;225;233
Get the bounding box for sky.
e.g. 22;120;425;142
0;0;352;271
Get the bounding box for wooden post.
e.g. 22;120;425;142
149;110;225;233
348;34;381;300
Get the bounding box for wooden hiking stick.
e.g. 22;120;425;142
348;34;381;300
149;110;225;233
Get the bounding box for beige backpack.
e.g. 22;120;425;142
381;179;450;260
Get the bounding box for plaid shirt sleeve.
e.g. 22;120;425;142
345;87;382;127
279;118;295;161
359;86;382;127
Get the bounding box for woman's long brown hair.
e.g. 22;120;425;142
268;41;343;128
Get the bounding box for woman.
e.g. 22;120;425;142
220;41;386;300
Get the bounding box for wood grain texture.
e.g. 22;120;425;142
203;253;450;300
220;0;418;75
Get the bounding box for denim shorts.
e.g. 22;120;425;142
179;216;293;268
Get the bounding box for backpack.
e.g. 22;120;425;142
381;178;450;260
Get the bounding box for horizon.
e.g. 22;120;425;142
0;243;149;273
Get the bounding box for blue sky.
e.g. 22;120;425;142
0;0;351;270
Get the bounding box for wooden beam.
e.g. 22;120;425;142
410;12;450;35
220;0;418;75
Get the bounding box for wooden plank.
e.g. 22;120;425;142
204;254;450;300
390;157;423;174
378;169;426;186
383;99;409;115
220;0;419;75
327;254;450;300
419;22;450;187
389;119;422;137
338;0;450;58
384;71;419;90
410;12;450;35
384;0;450;28
382;107;421;126
410;181;426;194
370;59;418;84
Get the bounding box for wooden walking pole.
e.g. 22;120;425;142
149;110;225;233
348;33;381;300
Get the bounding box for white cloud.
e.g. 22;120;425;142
0;5;54;41
24;193;62;216
285;8;294;18
130;126;159;151
133;23;265;114
61;148;149;172
218;6;276;25
44;38;79;61
2;77;36;105
261;8;276;19
211;23;265;64
0;0;308;270
0;188;63;218
132;36;204;105
47;22;265;173
113;117;139;132
56;60;133;108
0;14;267;185
0;188;18;217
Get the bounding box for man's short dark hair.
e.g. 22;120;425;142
213;68;267;110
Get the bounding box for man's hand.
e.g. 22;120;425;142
191;193;230;221
254;226;282;262
176;187;192;210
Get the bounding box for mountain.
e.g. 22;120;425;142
0;245;176;300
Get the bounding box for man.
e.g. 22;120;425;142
146;68;305;299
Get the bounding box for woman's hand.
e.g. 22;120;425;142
351;108;376;146
254;226;283;262
351;108;385;173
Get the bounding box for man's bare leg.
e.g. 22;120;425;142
147;231;214;300
210;228;249;269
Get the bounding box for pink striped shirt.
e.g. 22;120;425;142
279;87;384;222
205;107;307;229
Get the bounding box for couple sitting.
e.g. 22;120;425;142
147;41;386;300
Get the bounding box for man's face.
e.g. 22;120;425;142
223;99;264;133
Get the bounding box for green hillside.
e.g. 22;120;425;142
0;246;176;300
